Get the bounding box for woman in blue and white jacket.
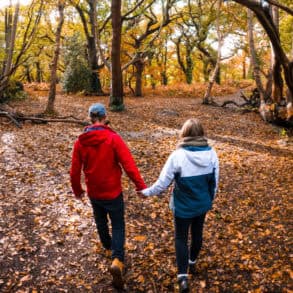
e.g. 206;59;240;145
140;118;219;293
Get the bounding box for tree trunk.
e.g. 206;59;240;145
0;1;43;101
233;0;293;120
185;47;193;84
265;41;274;98
247;9;266;103
151;74;156;90
203;59;210;82
88;36;103;95
161;72;168;85
271;4;283;104
45;2;64;114
87;0;103;95
203;0;222;104
242;51;247;79
134;60;144;97
109;0;124;111
0;2;20;98
215;66;221;84
35;61;43;83
161;39;168;85
24;64;32;83
175;37;194;84
74;0;103;95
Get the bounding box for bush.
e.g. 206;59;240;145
61;33;92;94
1;79;27;102
62;61;92;94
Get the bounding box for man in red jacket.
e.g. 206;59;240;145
70;103;146;289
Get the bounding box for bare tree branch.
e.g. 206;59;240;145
266;0;293;16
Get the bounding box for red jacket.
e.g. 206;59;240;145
70;124;146;200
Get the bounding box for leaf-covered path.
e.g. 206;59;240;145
0;93;292;292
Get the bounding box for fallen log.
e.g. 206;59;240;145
220;100;248;108
0;111;22;128
17;116;89;126
0;110;89;128
203;88;293;127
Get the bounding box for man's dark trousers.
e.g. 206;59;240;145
90;193;125;261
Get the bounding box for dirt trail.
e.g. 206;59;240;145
0;94;292;292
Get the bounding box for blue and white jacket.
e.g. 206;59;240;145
142;145;219;218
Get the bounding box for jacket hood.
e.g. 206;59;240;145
182;146;212;167
78;125;111;146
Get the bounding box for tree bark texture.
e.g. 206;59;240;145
110;0;124;111
270;4;283;104
134;59;144;97
175;36;194;85
74;0;103;95
185;46;194;85
247;9;266;103
1;1;43;100
203;0;222;104
123;0;175;97
161;40;168;85
0;2;20;98
46;2;64;114
35;61;43;83
87;0;103;95
233;0;293;120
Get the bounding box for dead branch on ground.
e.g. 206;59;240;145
0;105;88;128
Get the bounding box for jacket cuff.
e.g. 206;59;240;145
136;182;147;191
72;187;84;197
141;188;151;196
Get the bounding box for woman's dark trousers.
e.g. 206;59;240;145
174;213;206;274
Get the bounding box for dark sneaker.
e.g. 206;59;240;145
109;258;124;289
178;277;189;293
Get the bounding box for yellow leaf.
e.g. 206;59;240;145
145;242;154;251
150;212;156;219
133;235;147;242
241;254;251;260
138;275;145;283
200;280;206;288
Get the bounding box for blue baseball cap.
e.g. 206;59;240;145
88;103;106;116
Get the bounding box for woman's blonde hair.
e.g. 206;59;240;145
180;118;205;138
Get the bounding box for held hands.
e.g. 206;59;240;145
137;190;147;198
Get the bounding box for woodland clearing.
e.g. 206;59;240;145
0;86;292;292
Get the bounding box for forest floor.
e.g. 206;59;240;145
0;85;292;292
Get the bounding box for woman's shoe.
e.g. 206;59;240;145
178;277;189;293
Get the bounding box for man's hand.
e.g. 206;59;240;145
137;191;146;198
75;191;85;201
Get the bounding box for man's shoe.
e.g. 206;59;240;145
178;277;189;293
109;258;124;289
